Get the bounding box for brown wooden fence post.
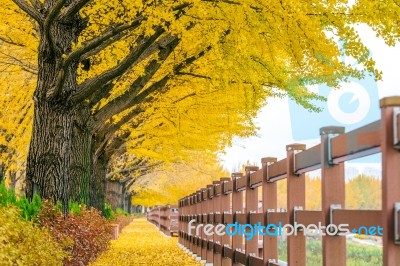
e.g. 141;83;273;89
232;172;244;266
286;144;306;266
221;177;232;266
380;96;400;265
206;184;214;265
194;189;206;260
201;188;208;262
320;126;346;266
245;166;260;263
261;157;278;263
212;180;222;266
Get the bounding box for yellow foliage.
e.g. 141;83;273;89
131;151;228;206
90;218;201;266
0;205;68;266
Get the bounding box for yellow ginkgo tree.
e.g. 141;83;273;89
2;0;399;211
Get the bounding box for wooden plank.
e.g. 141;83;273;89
234;249;247;265
332;209;382;230
236;176;247;192
268;158;287;182
267;212;289;225
235;213;247;225
250;213;263;225
295;210;323;227
250;169;263;188
249;255;264;266
331;120;381;163
223;213;233;224
294;144;321;174
223;180;233;194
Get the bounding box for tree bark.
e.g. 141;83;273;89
70;105;92;204
26;12;82;214
89;151;109;212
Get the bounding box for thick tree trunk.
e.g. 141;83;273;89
26;13;82;214
70;106;92;204
26;101;74;211
89;153;109;212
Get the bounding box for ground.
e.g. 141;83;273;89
90;218;201;266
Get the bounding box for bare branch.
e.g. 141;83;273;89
0;36;26;47
11;0;43;23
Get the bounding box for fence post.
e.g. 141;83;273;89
220;177;232;266
261;157;278;263
245;166;259;262
320;126;346;266
212;180;222;266
232;172;244;266
286;144;306;266
206;184;214;265
380;96;400;265
196;190;203;259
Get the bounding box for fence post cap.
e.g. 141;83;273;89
261;157;277;164
319;126;345;135
220;177;230;182
286;143;306;151
380;96;400;107
231;172;243;179
244;166;259;172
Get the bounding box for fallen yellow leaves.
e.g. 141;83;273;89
90;218;201;266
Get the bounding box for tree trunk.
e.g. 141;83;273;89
70;105;92;204
89;153;109;212
9;171;17;191
26;14;82;214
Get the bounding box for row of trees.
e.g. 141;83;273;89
0;0;399;212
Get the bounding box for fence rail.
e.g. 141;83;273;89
178;96;400;266
147;204;179;236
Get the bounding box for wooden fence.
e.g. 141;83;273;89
178;96;400;266
147;204;179;236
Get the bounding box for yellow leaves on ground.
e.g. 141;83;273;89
90;218;201;266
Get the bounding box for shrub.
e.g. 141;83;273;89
0;205;68;265
115;207;129;216
0;181;43;221
0;181;17;206
103;203;115;219
39;200;112;266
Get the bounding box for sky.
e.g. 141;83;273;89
220;25;400;177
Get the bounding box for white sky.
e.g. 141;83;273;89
220;25;400;174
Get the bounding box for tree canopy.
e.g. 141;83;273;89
0;0;399;209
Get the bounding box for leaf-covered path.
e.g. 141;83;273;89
90;218;201;266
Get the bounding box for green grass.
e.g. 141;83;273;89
278;237;382;265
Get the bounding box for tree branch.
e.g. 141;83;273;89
43;0;67;50
59;0;92;20
11;0;43;23
69;26;165;104
66;16;145;65
106;162;162;179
